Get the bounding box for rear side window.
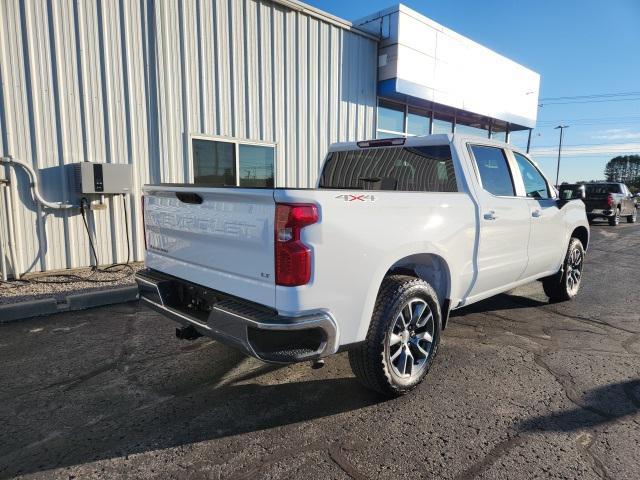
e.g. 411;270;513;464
470;145;515;196
318;145;457;192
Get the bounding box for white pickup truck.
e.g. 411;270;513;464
136;134;589;396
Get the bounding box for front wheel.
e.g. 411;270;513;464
627;209;637;223
542;237;585;302
348;275;442;397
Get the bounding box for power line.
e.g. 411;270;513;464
537;114;640;125
540;97;640;106
539;91;640;101
535;124;640;130
537;121;640;128
534;142;640;148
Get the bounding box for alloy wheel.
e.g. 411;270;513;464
566;247;583;295
386;298;435;380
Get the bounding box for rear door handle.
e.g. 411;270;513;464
484;210;497;221
532;209;542;218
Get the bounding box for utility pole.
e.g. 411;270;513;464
554;125;569;186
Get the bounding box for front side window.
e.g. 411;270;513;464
470;145;515;196
513;152;550;199
192;138;274;187
319;145;457;192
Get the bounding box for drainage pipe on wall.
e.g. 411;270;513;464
0;171;20;280
0;156;76;210
0;156;78;279
5;170;21;279
0;178;8;281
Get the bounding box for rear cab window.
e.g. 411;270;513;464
585;184;622;194
318;145;457;192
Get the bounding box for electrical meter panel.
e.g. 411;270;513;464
72;162;132;194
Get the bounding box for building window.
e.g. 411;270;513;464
433;112;456;134
456;123;488;137
377;100;431;138
490;130;507;142
377;99;405;137
407;107;430;136
193;139;236;186
238;144;274;187
192;137;275;187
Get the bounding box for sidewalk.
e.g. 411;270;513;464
0;264;142;323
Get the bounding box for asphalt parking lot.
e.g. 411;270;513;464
1;222;638;480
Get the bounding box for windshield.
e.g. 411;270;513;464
318;145;457;192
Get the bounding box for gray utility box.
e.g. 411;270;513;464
72;162;132;194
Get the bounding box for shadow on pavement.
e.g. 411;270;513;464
517;379;640;433
0;347;383;479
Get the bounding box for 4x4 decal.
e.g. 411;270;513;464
335;194;377;202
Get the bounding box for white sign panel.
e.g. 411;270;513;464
357;5;540;128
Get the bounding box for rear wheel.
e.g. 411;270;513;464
542;237;585;302
608;208;620;226
348;275;441;397
627;209;637;223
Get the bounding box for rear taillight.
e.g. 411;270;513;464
606;194;615;208
141;195;147;250
275;203;318;286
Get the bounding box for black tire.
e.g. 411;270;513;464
348;275;442;397
608;208;620;226
627;209;637;223
542;237;585;302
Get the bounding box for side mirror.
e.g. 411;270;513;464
558;184;585;202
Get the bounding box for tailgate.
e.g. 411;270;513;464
143;186;276;307
584;194;608;212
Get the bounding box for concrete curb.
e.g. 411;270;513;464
0;285;139;324
0;298;59;323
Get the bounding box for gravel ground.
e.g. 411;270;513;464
0;222;638;479
0;263;142;305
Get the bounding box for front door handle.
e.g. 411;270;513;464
532;209;542;218
484;210;497;221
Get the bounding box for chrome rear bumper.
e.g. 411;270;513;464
135;269;338;363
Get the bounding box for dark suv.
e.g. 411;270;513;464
582;182;637;226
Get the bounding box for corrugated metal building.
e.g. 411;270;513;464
0;0;539;279
0;0;377;278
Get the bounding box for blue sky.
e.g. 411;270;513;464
306;0;640;182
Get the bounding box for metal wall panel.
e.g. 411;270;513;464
0;0;378;276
